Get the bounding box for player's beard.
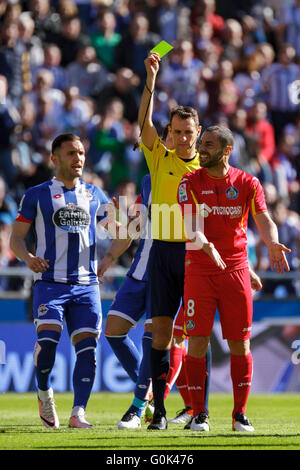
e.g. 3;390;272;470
199;149;224;168
58;159;83;181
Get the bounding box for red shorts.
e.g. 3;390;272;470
183;268;253;341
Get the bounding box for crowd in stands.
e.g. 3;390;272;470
0;0;299;298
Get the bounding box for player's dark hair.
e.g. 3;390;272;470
161;123;170;142
51;133;81;154
169;106;199;128
206;125;234;149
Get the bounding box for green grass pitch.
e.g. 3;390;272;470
0;392;299;451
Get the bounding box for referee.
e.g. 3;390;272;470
138;51;216;430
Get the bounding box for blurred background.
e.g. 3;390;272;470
0;0;299;394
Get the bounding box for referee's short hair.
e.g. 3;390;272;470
205;125;234;149
169;106;199;128
51;133;81;154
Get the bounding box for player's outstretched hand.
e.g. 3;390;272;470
202;242;226;270
268;242;291;274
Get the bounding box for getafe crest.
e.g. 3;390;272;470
226;186;239;200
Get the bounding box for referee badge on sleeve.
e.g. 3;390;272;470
178;183;188;202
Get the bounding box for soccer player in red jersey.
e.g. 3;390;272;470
178;125;291;432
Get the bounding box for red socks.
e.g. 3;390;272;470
185;351;253;419
164;346;184;400
185;355;207;416
175;350;192;407
230;352;253;417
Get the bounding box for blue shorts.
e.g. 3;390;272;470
148;240;186;319
33;281;102;343
108;276;151;327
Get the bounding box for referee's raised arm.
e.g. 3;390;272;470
138;52;160;151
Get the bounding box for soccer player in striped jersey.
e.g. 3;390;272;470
99;174;154;428
10;133;120;429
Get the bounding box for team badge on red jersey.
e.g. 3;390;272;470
226;186;239;200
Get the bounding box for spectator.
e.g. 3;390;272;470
66;45;109;97
18;12;44;72
86;97;129;190
229;107;274;184
263;181;279;207
191;0;225;40
193;17;219;58
11;95;38;176
158;39;203;108
203;58;239;120
31;43;67;91
55;86;90;135
271;132;299;204
229;108;255;171
28;68;65;110
246;101;276;164
90;9;122;73
31;90;60;150
0;176;18;224
148;0;192;43
257;199;300;297
57;0;79;22
0;19;26;106
114;12;160;84
113;0;131;34
256;41;276;69
29;0;61;44
15;145;55;191
52;15;90;67
277;0;300;62
0;74;20;187
261;43;300;143
124;122;147;185
221;18;245;67
95;67;140;123
0;216;24;292
2;1;22;22
233;50;265;108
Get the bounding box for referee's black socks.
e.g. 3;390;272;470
150;347;170;416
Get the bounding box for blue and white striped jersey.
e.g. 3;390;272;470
127;174;152;282
281;5;300;58
262;62;300;111
17;177;110;285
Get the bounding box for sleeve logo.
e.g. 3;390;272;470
178;183;188;202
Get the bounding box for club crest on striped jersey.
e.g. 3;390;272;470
226;186;239;200
52;202;91;233
83;189;93;200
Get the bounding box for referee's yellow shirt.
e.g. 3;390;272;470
142;136;200;242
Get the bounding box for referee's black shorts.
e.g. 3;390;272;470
148;239;186;319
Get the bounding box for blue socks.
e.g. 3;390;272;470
34;330;97;411
128;331;152;417
105;334;141;383
73;337;97;409
34;330;61;391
